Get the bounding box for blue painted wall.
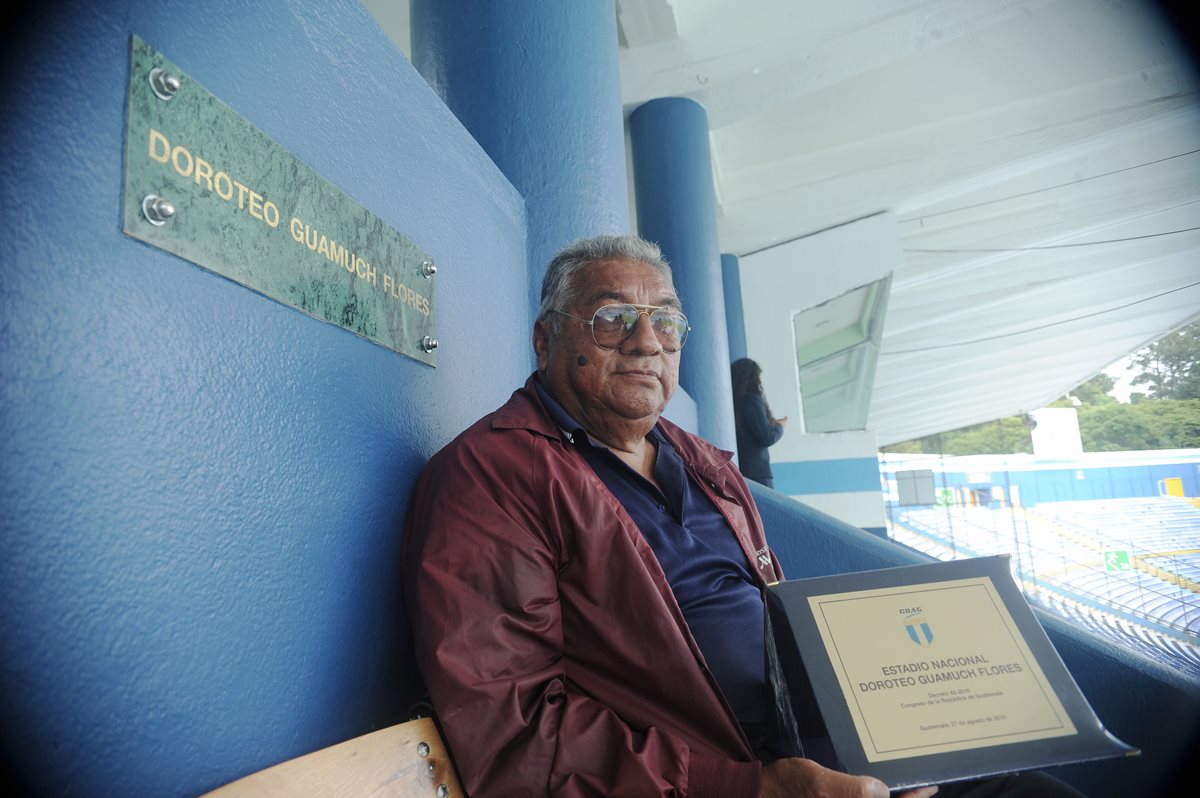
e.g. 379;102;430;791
0;2;526;795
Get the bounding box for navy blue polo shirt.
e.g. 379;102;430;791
534;379;786;757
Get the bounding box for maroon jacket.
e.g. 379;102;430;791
403;376;786;797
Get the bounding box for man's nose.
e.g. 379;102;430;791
621;311;662;353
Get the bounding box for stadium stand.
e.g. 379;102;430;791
889;497;1200;680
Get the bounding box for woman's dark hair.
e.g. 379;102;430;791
730;358;763;398
731;358;780;423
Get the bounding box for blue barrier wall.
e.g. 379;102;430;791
893;460;1200;505
997;463;1200;504
882;453;1200;507
0;2;526;795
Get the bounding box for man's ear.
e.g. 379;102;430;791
533;319;551;372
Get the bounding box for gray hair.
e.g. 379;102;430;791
536;235;673;332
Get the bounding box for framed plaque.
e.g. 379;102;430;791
765;556;1137;789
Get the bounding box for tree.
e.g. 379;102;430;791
879;359;1200;455
1069;372;1118;405
880;416;1033;455
1077;403;1156;451
1129;320;1200;400
1048;372;1118;408
939;416;1034;455
882;401;1200;455
1079;400;1200;450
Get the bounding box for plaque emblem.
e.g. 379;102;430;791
905;620;934;647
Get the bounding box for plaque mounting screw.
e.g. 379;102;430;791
420;259;437;278
148;67;182;101
141;194;176;226
421;336;439;353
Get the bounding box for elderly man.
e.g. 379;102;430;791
402;236;1074;797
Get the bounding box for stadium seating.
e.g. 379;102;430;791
889;497;1200;679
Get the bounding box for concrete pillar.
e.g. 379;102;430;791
410;0;629;320
628;97;735;451
722;253;747;362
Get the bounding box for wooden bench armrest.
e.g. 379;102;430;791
202;717;463;797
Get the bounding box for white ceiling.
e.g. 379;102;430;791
365;0;1200;446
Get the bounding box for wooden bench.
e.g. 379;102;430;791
202;716;464;797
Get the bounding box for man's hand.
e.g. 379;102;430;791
760;757;939;798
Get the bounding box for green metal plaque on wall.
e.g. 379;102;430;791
122;35;437;365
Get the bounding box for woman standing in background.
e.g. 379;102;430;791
731;358;788;488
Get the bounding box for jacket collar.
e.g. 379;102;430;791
660;422;737;499
490;374;572;441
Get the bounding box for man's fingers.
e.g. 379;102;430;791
761;758;914;798
861;777;890;798
897;786;940;798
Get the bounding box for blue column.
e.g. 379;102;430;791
629;98;735;451
722;253;747;362
410;0;629;318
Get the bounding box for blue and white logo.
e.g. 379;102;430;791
905;621;934;646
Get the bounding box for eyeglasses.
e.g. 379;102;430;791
554;303;691;352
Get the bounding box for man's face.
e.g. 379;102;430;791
534;258;682;444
